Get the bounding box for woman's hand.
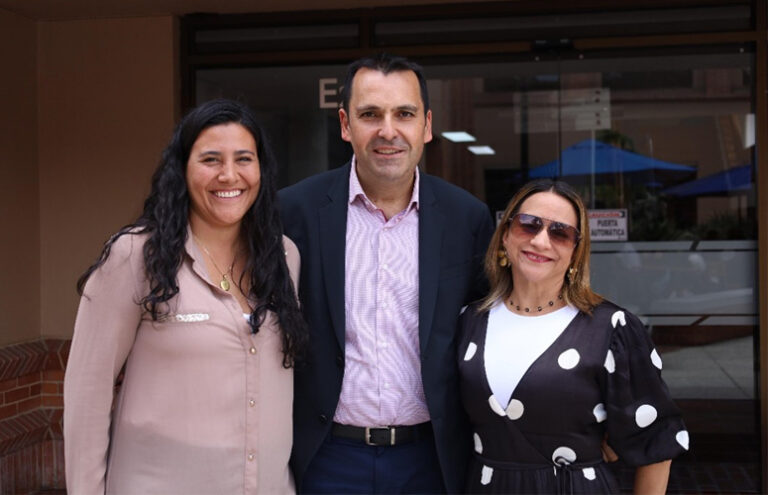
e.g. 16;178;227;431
601;435;618;462
634;459;671;495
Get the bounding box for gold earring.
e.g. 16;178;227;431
567;267;577;284
497;249;509;267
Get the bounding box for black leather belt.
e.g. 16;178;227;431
331;422;431;446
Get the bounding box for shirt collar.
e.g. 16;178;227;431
184;224;215;284
184;224;200;261
348;155;420;212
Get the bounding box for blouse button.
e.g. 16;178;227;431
247;452;255;461
249;399;256;407
249;347;257;355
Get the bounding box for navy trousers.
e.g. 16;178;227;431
301;429;445;494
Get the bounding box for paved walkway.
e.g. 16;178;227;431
661;335;754;399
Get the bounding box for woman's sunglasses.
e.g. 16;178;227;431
509;213;581;247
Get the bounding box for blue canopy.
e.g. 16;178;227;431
663;164;753;197
529;139;696;178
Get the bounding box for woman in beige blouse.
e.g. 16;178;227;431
64;99;308;494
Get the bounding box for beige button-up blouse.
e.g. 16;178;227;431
64;229;298;494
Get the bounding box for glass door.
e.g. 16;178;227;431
424;45;758;492
194;43;759;493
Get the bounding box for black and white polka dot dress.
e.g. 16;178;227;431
458;300;689;494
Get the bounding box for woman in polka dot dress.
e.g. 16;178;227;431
458;179;688;494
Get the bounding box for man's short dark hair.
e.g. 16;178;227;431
341;53;430;114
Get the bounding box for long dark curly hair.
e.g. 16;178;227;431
77;99;307;367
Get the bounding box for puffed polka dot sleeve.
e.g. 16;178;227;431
601;307;690;466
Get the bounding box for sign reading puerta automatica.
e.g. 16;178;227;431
588;209;628;241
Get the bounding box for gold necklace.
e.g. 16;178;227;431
193;235;236;292
508;294;563;313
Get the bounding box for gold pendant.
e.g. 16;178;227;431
220;278;230;291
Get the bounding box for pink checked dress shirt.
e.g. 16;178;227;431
333;159;429;427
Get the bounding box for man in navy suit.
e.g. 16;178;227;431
280;53;494;494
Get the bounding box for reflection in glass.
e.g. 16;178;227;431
194;46;758;485
420;49;757;479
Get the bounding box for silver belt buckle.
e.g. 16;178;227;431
364;426;396;446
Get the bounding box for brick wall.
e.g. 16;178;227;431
0;339;69;494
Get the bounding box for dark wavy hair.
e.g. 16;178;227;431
77;99;307;367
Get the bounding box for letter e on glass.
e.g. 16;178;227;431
319;78;339;109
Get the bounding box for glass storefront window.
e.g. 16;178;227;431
419;51;758;476
197;64;351;185
195;43;759;490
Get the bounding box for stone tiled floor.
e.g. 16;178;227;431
661;336;754;400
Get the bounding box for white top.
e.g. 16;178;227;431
485;300;579;407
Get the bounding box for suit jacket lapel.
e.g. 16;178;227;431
418;175;443;356
318;164;350;350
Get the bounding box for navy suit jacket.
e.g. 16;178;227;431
279;163;494;493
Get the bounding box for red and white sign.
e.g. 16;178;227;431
588;209;627;241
